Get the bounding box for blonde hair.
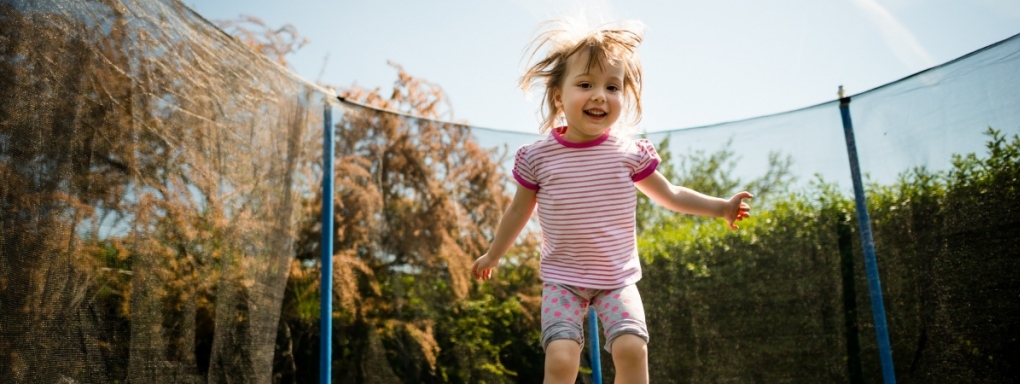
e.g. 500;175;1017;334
519;19;645;134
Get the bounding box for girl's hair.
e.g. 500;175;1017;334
519;19;645;134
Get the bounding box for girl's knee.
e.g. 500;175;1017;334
610;334;647;361
545;339;581;364
610;334;650;384
545;339;581;379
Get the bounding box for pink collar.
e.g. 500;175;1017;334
552;126;610;148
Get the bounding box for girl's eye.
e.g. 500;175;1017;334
578;82;592;89
607;85;620;92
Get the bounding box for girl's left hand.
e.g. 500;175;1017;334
724;192;753;230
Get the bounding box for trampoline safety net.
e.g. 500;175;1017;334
1;0;1018;383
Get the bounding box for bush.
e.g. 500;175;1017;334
637;128;1020;383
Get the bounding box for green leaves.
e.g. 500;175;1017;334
636;135;795;233
638;127;1020;382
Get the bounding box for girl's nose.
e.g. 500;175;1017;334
591;91;604;102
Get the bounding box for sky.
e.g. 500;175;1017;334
189;0;1020;134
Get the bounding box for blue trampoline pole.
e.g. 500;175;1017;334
319;102;335;384
838;87;896;384
588;307;602;384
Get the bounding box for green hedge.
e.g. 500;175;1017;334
637;128;1020;383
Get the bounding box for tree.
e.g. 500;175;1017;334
636;136;795;233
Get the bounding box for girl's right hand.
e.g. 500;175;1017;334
472;253;499;280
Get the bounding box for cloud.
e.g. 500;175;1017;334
851;0;936;72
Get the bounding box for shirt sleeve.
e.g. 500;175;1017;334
512;144;540;190
630;139;661;182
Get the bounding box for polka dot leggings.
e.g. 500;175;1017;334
540;282;649;352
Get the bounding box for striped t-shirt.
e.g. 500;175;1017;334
512;126;661;289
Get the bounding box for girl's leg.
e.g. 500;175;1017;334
610;334;648;384
544;339;582;384
594;284;649;384
540;282;590;384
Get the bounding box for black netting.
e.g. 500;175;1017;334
612;35;1020;381
2;0;1018;383
1;0;322;382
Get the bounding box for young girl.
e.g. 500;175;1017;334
471;19;752;384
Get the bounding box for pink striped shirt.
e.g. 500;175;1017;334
513;126;660;289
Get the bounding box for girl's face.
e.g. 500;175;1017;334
553;51;625;143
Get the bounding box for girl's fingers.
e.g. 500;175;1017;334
733;191;754;201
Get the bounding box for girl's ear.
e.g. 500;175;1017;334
552;87;563;110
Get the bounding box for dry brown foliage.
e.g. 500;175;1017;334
2;2;317;381
215;15;309;67
1;1;538;381
286;62;514;379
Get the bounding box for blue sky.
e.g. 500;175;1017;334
190;0;1020;133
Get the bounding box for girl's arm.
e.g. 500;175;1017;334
634;170;753;229
472;184;538;280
